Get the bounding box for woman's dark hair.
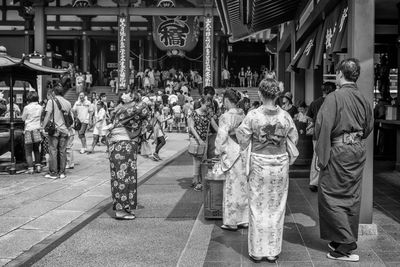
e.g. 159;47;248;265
97;101;105;108
203;86;215;96
26;91;39;103
258;78;281;100
336;58;360;82
53;84;64;96
252;101;260;108
223;89;241;105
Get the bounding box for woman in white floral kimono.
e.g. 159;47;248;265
215;89;249;231
236;79;298;263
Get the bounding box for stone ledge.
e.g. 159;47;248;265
359;223;378;236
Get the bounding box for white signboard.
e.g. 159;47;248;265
203;16;214;87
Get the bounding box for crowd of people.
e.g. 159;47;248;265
2;58;373;263
221;66;275;88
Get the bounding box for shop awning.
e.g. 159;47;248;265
322;0;348;57
216;0;303;42
287;0;348;71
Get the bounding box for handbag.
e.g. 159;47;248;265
140;140;152;156
74;118;82;131
205;160;226;181
286;138;299;165
44;101;56;136
188;119;210;158
188;137;207;157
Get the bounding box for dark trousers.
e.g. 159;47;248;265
155;136;166;154
25;142;41;168
48;132;68;175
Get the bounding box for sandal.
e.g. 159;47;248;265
220;224;238;231
238;223;249;229
115;211;136;220
266;256;278;263
194;183;203;191
249;255;262;263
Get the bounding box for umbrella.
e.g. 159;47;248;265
0;46;67;174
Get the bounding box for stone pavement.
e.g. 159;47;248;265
31;154;400;267
0;132;188;266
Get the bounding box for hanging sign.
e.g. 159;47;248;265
118;14;128;90
153;0;200;55
203;16;214;87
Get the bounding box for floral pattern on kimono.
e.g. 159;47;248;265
110;140;138;211
236;105;298;257
215;108;248;226
109;101;150;211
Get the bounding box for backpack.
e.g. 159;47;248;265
53;97;73;128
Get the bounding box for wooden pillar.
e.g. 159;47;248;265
147;34;154;69
290;26;305;103
82;32;89;72
33;1;46;101
277;51;286;81
139;39;144;72
397;3;400;107
33;1;46;55
214;34;221;88
73;39;79;68
203;13;214;87
117;5;130;90
348;0;375;225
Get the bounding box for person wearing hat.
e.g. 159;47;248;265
282;92;298;118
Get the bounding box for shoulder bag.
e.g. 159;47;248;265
53;97;73;128
44;100;56;136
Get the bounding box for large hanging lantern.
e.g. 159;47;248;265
153;0;200;56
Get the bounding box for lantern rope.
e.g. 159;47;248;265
184;54;203;62
130;50;169;62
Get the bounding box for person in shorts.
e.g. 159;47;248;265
72;92;93;154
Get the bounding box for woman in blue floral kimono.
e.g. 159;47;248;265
236;79;298;263
107;92;150;220
215;89;249;231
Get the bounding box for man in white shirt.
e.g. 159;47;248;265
72;92;93;154
168;92;178;105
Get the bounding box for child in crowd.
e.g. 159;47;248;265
87;101;107;153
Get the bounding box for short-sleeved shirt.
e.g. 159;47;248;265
46;96;72;134
189;111;210;141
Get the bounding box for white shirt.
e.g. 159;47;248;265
168;94;178;104
172;105;182;114
22;102;42;131
73;98;93;124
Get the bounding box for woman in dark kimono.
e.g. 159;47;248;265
106;92;150;220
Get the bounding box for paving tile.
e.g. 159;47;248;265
358;235;400;251
277;262;313;267
203;261;241;267
0;208;12;216
0;229;53;258
278;250;311;262
21;210;84;231
204;240;242;262
385;263;400;267
374;251;400;263
0;216;33;236
57;196;106;212
5;200;62;218
41;188;87;202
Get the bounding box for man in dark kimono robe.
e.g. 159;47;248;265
315;58;374;262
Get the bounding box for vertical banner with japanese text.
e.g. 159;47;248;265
203;15;214;87
118;13;130;90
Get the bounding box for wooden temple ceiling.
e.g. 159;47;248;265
216;0;302;42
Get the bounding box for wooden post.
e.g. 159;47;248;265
348;0;375;226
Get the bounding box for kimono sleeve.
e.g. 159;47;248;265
236;111;254;150
315;93;337;168
215;114;230;156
